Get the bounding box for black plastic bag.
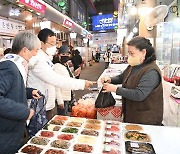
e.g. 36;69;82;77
95;88;116;108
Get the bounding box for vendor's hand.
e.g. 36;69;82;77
101;76;111;83
32;90;41;100
27;109;34;120
59;104;64;109
74;67;81;77
84;80;93;89
103;83;117;93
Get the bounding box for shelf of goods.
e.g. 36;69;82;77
18;115;180;154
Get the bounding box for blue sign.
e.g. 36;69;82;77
92;14;118;31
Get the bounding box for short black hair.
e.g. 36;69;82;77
38;28;55;43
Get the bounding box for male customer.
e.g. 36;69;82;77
27;28;93;120
0;31;41;153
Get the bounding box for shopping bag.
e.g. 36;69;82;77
95;88;116;108
27;94;48;138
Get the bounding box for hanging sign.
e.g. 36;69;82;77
63;19;74;29
0;19;25;35
92;14;118;31
17;0;46;14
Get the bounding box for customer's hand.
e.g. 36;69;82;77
103;83;117;93
32;89;41;100
101;76;111;83
59;104;64;109
74;67;81;77
84;80;93;89
27;109;34;120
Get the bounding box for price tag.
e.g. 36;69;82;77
106;125;111;128
105;138;111;142
106;131;111;135
104;146;111;151
107;121;112;124
130;142;139;148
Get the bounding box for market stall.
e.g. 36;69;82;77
18;115;180;154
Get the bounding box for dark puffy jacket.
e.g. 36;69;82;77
0;61;30;154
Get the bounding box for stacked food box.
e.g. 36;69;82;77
18;116;121;154
121;123;156;154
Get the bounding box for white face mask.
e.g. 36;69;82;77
28;56;38;68
45;46;57;56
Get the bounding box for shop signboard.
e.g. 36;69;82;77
92;14;118;31
17;0;46;14
63;19;74;29
0;19;25;35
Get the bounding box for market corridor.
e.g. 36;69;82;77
74;60;105;100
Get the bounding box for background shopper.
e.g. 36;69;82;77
53;45;76;115
71;49;83;79
103;48;112;69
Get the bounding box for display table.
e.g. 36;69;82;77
162;80;180;126
18;115;180;154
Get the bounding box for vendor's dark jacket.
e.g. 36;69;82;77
122;62;163;125
0;61;31;154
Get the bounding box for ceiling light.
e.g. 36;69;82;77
83;38;88;43
70;32;77;39
133;27;138;33
18;4;24;7
25;15;32;20
130;6;137;15
40;21;51;29
9;8;21;16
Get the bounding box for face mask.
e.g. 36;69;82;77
60;56;70;64
127;56;141;66
45;46;57;56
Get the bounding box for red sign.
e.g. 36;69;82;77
17;0;46;14
63;19;74;29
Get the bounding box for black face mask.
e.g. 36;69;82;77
60;56;70;64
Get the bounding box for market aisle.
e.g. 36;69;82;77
74;60;105;100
